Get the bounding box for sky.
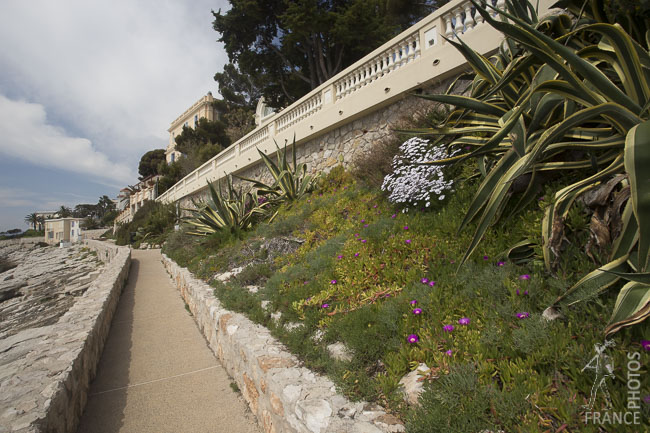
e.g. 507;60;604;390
0;0;230;231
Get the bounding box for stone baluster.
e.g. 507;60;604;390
413;35;421;59
464;4;475;31
495;0;505;16
444;13;454;40
400;39;409;66
392;46;400;70
382;54;390;75
475;4;485;25
454;8;464;34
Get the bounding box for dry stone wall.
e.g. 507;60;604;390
0;241;130;433
162;254;405;433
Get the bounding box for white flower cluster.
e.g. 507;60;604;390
381;137;459;210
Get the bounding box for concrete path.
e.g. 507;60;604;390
77;249;261;433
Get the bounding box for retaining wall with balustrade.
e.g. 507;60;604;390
158;0;554;205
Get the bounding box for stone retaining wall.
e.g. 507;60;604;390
0;242;130;433
0;238;42;248
162;254;404;433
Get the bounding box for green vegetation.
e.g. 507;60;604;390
164;166;648;431
414;0;650;336
113;201;178;247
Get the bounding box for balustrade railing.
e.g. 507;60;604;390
157;0;553;204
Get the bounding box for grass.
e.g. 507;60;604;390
163;166;649;432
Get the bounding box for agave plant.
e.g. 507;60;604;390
413;0;650;334
237;136;319;211
185;175;269;235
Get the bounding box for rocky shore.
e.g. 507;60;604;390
0;243;105;340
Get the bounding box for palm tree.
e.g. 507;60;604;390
24;213;39;230
57;205;72;217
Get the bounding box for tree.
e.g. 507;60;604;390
74;204;98;219
213;64;259;141
24;213;39;230
57;206;72;218
213;0;444;109
96;195;116;219
138;149;166;179
174;118;230;155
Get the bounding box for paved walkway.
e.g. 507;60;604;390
77;249;261;433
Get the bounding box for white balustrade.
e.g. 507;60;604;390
239;125;270;153
334;30;421;101
276;93;322;132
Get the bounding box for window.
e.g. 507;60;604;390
48;232;53;239
171;153;175;162
71;229;74;237
194;114;198;126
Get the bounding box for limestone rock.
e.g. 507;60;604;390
398;363;430;406
327;342;353;362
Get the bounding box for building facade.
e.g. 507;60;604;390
113;175;161;230
166;92;221;164
44;218;83;245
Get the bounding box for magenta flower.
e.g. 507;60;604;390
361;239;367;243
391;214;397;219
458;317;470;325
331;280;337;284
405;239;411;244
644;395;650;405
321;303;329;308
355;233;360;237
407;334;419;343
412;308;422;315
361;219;366;223
524;290;529;295
304;281;309;285
354;252;360;257
516;312;530;319
373;205;378;208
363;224;369;228
519;274;531;280
641;340;650;351
410;299;418;305
443;325;454;332
421;277;429;284
483;255;489;260
429;281;436;287
403;226;409;230
445;349;453;356
497;261;505;267
337;255;343;259
516;289;520;295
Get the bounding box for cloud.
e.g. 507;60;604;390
0;94;133;184
0;0;230;164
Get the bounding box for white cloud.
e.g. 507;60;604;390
0;94;133;183
0;0;230;163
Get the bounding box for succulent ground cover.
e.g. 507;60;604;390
164;166;649;432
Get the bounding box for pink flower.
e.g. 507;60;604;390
354;252;360;257
497;261;505;267
361;219;366;223
641;340;650;351
391;214;397;219
337;255;343;259
519;274;531;280
363;224;369;228
445;349;453;356
421;278;429;284
361;239;367;243
354;233;360;237
405;239;411;244
403;226;409;230
412;308;422;315
410;299;418;305
407;334;419;343
443;325;454;332
373;205;378;208
331;280;337;284
458;317;470;325
516;312;530;319
429;281;436;287
321;303;329;308
483;255;489;260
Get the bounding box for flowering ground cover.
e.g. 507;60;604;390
164;167;649;432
